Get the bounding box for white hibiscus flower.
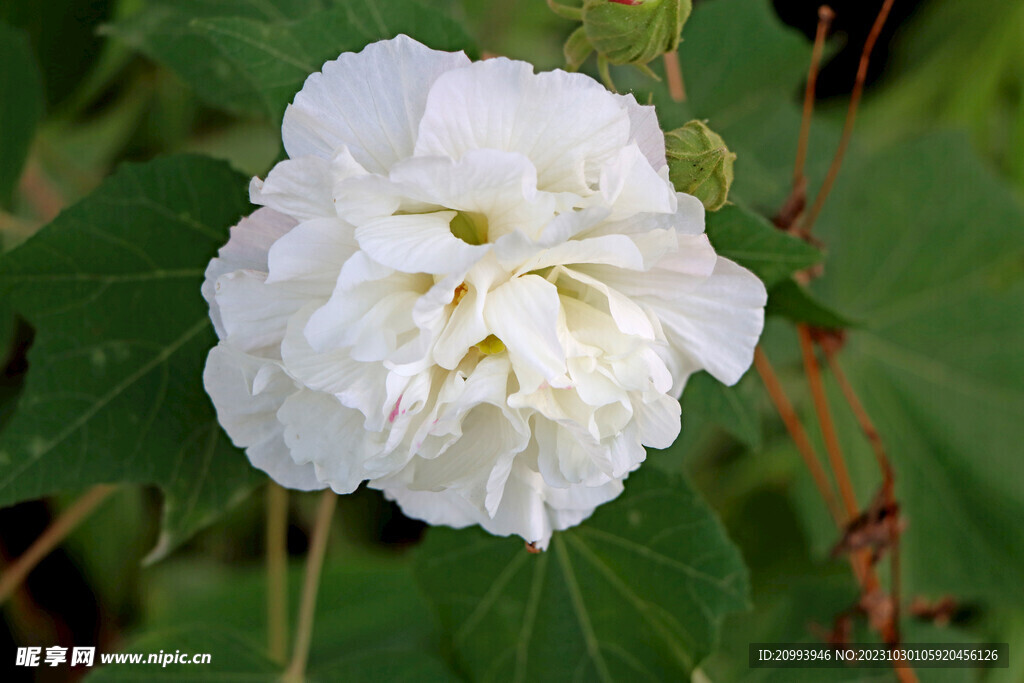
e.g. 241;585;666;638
203;35;766;549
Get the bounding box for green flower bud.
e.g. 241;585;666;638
665;120;736;212
582;0;692;67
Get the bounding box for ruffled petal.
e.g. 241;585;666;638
599;144;677;221
415;58;631;193
249;155;335;222
277;389;389;493
283;35;470;171
203;345;324;490
354;211;489;275
213;271;308;357
646;257;767;388
266;217;358;293
484;274;567;388
203;208;296;339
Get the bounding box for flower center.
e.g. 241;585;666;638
475;334;506;355
449;211;489;245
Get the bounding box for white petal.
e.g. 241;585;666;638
277;390;388;493
281;304;389;419
484;275;566;385
633;392;681;449
282;35;470;171
648;257;767;387
513;233;647;274
214;270;307;356
434;286;487;370
203;344;324;490
491;206;609;270
203;208;296;339
266;217;357;293
600;144;677;221
558;267;656;340
304;253;430;359
381;457;625;548
354;211;488;275
247;434;326;491
386;150;557;241
616;92;668;170
415;58;631;193
574;233;717;300
249;156;335;222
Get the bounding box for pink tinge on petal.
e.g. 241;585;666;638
388;395;403;424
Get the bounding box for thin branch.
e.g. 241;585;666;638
266;483;289;664
797;325;858;520
794;6;834;188
801;0;896;234
821;344;891;481
821;341;904;644
753;347;843;526
0;485;117;606
282;491;336;683
19;158;66;223
663;50;686;102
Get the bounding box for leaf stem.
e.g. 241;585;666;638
753;346;843;525
266;483;289;664
282;490;336;683
797;324;858;520
820;344;891;480
663;50;686;102
0;485;117;606
793;6;834;189
821;342;904;643
801;0;896;234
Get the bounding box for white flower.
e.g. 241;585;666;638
203;35;766;549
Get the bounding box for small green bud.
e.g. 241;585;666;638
582;0;692;67
665;120;736;212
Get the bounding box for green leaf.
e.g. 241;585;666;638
146;555;444;667
804;133;1024;604
0;22;44;208
705;205;822;288
0;0;112;108
88;555;458;681
766;279;856;329
860;0;1024;187
681;371;762;451
414;467;749;681
0;154;263;557
85;626;279;681
106;0;475;123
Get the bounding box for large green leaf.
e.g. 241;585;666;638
0;22;44;209
106;0;475;123
0;155;263;556
766;279;857;329
87;555;458;681
860;0;1024;187
680;371;763;452
802;133;1024;604
705;204;821;288
85;627;280;681
414;467;749;681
